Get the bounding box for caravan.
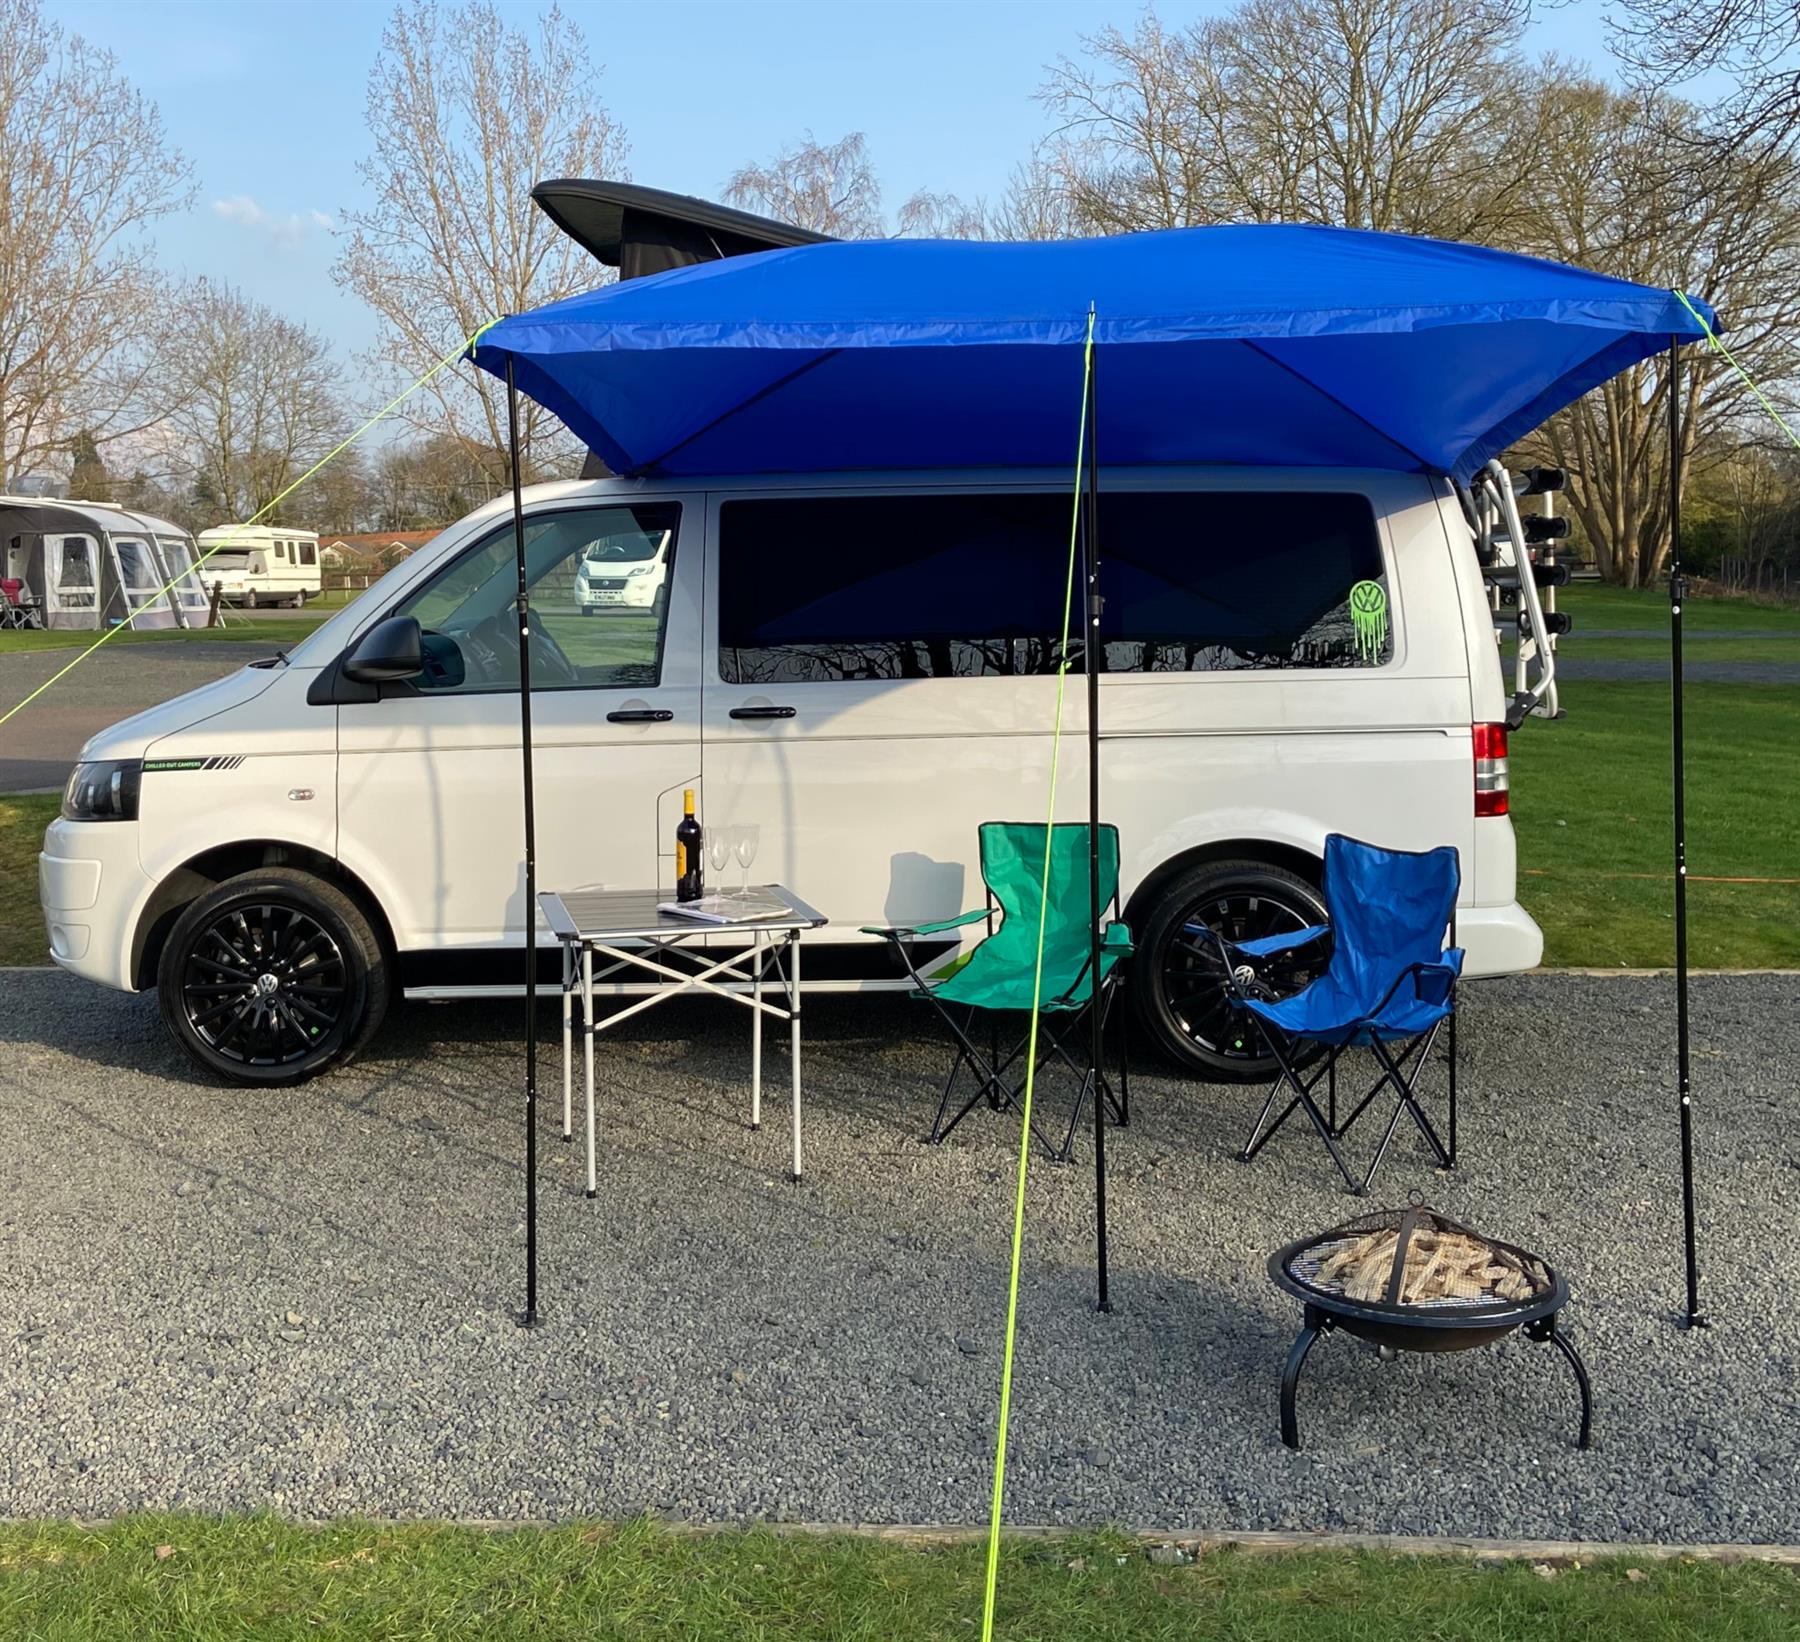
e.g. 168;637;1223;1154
0;497;208;630
194;525;322;608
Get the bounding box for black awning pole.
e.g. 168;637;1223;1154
508;357;542;1330
1668;336;1705;1331
1082;331;1110;1316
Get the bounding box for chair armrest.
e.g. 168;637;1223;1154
859;908;990;940
1233;923;1330;959
1102;920;1134;955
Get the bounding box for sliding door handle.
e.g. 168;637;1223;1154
729;704;797;720
606;707;674;723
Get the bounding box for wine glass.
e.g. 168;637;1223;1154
707;830;731;899
732;823;760;900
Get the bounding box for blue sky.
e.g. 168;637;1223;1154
55;0;1621;393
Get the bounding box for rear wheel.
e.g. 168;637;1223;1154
1135;857;1328;1081
244;590;259;609
157;868;389;1086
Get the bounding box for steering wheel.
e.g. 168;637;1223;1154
456;611;579;688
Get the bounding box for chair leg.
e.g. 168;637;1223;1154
1354;1030;1453;1195
1240;1037;1359;1194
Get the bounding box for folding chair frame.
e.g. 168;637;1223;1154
1197;922;1459;1196
872;885;1131;1164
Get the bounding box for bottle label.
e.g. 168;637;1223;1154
676;843;686;878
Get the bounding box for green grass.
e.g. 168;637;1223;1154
1558;581;1800;634
0;618;327;654
0;1518;1796;1641
0;793;57;965
1512;682;1800;967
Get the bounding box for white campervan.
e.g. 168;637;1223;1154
40;465;1549;1087
195;525;322;608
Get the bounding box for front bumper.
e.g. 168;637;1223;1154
39;817;155;990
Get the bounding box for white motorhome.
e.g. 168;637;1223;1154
195;525;322;608
40;464;1551;1087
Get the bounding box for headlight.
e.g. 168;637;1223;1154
626;564;654;576
62;759;141;822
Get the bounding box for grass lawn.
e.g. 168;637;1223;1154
0;617;327;655
1;1519;1796;1641
0;793;58;965
1559;582;1800;634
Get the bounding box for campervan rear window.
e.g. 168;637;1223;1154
717;491;1390;684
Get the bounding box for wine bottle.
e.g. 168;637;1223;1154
675;788;704;902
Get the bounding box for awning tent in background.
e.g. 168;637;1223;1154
0;497;205;630
472;218;1716;1329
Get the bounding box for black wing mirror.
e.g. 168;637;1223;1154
343;615;424;683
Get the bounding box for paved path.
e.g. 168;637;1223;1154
0;644;255;792
0;969;1793;1539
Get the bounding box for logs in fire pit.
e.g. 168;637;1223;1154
1269;1202;1592;1451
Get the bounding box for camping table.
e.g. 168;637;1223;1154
536;885;828;1191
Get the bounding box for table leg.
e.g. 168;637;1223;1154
751;929;763;1131
583;943;597;1200
789;933;803;1181
561;943;573;1142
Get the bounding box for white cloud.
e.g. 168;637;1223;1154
211;195;336;249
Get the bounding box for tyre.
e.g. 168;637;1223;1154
245;590;259;610
157;868;390;1086
1133;857;1329;1081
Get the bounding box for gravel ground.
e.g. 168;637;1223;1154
0;967;1795;1540
1552;657;1800;684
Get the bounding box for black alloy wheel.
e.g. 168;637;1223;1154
1135;858;1329;1081
158;869;389;1085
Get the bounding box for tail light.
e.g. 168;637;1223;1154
1473;722;1509;817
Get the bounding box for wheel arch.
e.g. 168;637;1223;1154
132;840;396;990
1123;836;1324;931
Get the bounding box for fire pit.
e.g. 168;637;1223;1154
1269;1202;1592;1451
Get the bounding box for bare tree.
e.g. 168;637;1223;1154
1513;79;1800;585
1040;0;1540;239
0;0;192;485
1610;0;1800;153
725;131;886;237
163;280;350;524
333;0;628;482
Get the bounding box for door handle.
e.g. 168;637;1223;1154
606;707;674;723
729;704;797;720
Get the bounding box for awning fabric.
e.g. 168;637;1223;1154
471;223;1713;482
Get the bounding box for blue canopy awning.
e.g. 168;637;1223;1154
471;223;1713;482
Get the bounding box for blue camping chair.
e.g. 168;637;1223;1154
1193;834;1462;1195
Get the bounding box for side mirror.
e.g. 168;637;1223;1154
343;615;424;683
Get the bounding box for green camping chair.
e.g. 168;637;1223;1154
865;821;1132;1161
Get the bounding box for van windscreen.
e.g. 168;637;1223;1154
717;491;1391;683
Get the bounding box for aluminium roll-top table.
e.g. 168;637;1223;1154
536;885;828;1189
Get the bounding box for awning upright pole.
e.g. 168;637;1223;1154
1083;325;1110;1316
508;356;542;1330
1667;337;1704;1330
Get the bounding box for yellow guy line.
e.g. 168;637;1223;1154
980;307;1096;1641
1673;289;1800;453
0;317;502;730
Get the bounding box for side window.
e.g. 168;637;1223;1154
393;503;681;694
299;543;317;566
716;492;1391;684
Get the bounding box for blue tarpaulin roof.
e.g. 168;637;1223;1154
471;224;1713;482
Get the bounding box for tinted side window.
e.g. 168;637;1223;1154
717;492;1390;684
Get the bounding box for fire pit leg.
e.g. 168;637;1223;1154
1280;1306;1332;1450
1527;1315;1593;1450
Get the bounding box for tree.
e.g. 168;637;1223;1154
0;0;191;485
1512;80;1800;586
725;131;886;237
334;1;628;483
163;279;351;525
1610;0;1800;154
1038;0;1541;238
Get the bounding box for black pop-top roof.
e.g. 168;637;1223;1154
532;178;832;281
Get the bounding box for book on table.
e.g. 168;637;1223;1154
656;892;790;924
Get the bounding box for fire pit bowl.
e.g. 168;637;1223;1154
1269;1202;1592;1451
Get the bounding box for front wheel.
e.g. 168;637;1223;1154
1134;857;1328;1081
157;868;390;1085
